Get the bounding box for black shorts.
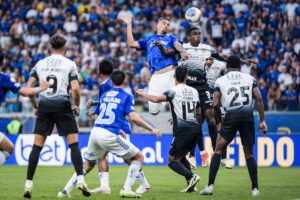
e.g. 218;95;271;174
199;90;213;111
34;111;79;136
169;134;199;158
220;121;255;147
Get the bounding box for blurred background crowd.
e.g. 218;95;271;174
0;0;299;126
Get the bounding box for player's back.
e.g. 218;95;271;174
94;87;134;135
31;54;78;112
215;71;256;122
206;60;226;91
165;84;200;135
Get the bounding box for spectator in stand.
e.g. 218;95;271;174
282;85;298;111
267;82;282;111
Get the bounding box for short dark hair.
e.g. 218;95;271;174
158;17;170;22
50;35;67;50
187;26;200;35
99;60;114;75
226;55;241;69
111;70;126;86
175;66;188;82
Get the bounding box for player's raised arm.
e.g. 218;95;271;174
211;52;258;65
136;89;167;103
153;41;177;56
128;112;162;138
174;41;188;60
253;83;268;134
120;16;140;49
19;80;49;96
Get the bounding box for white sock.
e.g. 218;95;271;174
77;175;85;184
136;170;150;187
99;172;110;188
123;161;141;191
0;151;10;165
25;180;33;188
64;172;77;194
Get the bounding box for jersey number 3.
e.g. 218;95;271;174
96;103;117;125
228;86;250;107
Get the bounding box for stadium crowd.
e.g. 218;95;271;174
0;0;299;124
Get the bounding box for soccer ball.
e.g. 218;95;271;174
185;7;202;24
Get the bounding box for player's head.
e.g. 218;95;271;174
50;34;67;52
205;56;214;67
99;60;114;76
111;70;126;86
187;27;201;45
175;66;188;83
226;55;241;70
157;18;170;35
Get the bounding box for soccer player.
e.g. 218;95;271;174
0;52;49;166
200;55;268;197
136;66;201;193
57;61;150;197
62;70;161;198
121;16;188;115
23;35;90;199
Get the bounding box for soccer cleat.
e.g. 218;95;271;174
23;185;32;199
186;152;197;170
221;159;233;169
252;188;260;197
57;190;71;198
200;184;214;195
135;184;150;194
76;182;91;197
180;186;198;193
182;174;201;193
120;189;142;198
90;185;111;194
201;151;209;167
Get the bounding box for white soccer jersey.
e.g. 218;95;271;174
164;84;200;135
214;71;257;121
181;43;215;71
206;60;226;90
30;54;79;111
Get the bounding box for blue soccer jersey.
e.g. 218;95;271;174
94;87;135;135
138;34;178;74
0;73;22;104
94;78;132;134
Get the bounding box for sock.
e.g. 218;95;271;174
180;157;192;183
222;148;227;160
0;151;10;165
99;172;110;187
208;154;221;186
168;160;193;181
208;124;218;150
27;144;43;180
64;169;87;193
123;161;141;191
69;142;83;176
246;157;258;189
135;170;150;187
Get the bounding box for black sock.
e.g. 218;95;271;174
180;157;192;183
69;142;83;176
246;157;258;189
27;144;43;180
222;148;227;160
168;161;193;180
208;154;221;186
208;124;218;150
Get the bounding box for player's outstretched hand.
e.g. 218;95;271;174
260;121;268;135
135;89;145;96
40;80;50;91
120;16;132;25
72;106;80;117
152;128;162;139
86;109;95;118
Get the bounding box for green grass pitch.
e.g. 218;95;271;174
0;166;299;200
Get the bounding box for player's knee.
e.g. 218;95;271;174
134;152;144;162
7;143;14;154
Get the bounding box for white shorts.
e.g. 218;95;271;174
0;132;5;143
84;127;139;162
148;69;175;114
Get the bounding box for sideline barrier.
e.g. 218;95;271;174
5;134;300;167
